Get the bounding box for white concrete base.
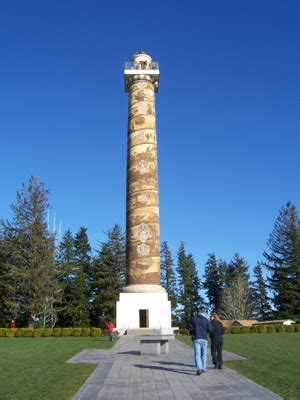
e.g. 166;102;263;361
116;292;171;330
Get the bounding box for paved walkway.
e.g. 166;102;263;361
69;336;282;400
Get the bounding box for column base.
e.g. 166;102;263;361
116;291;171;330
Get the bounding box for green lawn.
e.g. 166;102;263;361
177;333;300;400
0;336;115;400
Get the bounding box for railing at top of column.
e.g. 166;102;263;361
125;61;159;71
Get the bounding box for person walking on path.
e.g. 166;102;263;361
189;308;212;376
210;312;225;369
107;320;115;342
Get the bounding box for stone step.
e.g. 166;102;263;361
125;328;161;336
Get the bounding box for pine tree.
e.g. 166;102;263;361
263;202;300;318
160;241;177;315
90;244;119;328
106;224;126;289
55;229;76;326
203;253;224;314
225;253;250;285
0;176;56;326
176;242;204;327
220;253;254;319
70;227;91;327
252;262;272;320
90;225;125;327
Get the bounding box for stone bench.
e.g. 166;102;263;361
139;335;174;355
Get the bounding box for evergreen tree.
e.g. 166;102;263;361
160;241;177;314
225;253;250;285
90;225;125;327
263;202;300;318
203;253;224;314
252;262;272;320
90;244;118;328
220;253;254;319
0;176;56;326
70;227;91;326
55;229;76;326
106;224;126;289
176;242;204;327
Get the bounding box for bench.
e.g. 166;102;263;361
139;335;174;355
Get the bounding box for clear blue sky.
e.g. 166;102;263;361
1;1;299;277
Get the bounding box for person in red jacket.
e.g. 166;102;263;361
9;319;16;329
107;320;115;342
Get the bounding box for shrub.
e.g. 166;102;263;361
15;329;23;337
267;325;276;333
33;329;42;337
224;327;231;334
72;328;82;337
250;326;258;333
231;327;242;334
294;324;300;332
91;328;101;337
258;325;268;333
0;328;7;337
22;328;34;337
101;329;109;336
286;325;295;333
81;328;91;337
5;329;16;337
178;329;189;335
61;328;73;337
42;328;53;337
276;325;286;333
241;327;250;334
52;328;62;337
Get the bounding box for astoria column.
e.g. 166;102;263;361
124;50;163;292
117;50;171;330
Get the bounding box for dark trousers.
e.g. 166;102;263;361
211;340;223;366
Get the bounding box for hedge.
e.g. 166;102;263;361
276;325;286;333
258;325;268;333
241;327;251;334
267;325;276;333
1;325;298;337
250;326;258;333
286;325;295;333
178;329;189;335
33;329;42;337
72;328;82;337
52;328;62;337
62;328;73;336
91;328;101;337
42;328;53;337
5;329;16;337
0;328;7;337
231;327;242;334
81;328;91;337
0;327;103;337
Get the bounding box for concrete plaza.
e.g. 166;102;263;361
69;335;282;400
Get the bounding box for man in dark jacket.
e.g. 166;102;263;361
189;308;212;375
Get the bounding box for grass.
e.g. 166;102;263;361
177;333;300;400
0;336;115;400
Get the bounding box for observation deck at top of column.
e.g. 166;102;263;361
124;50;160;93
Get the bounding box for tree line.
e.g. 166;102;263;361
0;177;299;328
